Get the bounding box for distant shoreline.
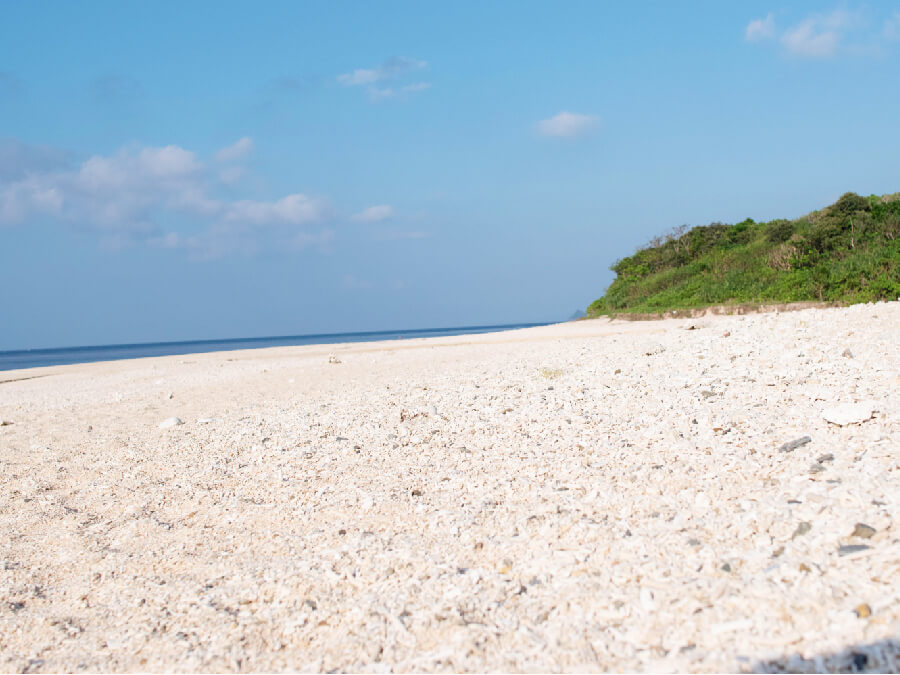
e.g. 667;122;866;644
0;322;551;372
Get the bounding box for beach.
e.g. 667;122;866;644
1;303;898;672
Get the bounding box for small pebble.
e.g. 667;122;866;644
792;522;812;539
838;544;871;556
851;523;876;539
779;436;811;453
854;603;872;618
842;348;854;358
816;453;834;463
159;417;184;429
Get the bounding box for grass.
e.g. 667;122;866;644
587;192;900;317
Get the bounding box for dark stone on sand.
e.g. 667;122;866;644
779;436;811;453
851;523;876;539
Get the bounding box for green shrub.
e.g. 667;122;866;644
586;191;900;316
766;219;795;243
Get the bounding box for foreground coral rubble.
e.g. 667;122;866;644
1;303;898;673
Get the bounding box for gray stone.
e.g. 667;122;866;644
791;522;812;539
851;523;876;539
779;436;811;453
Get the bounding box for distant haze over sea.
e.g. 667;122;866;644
0;323;549;372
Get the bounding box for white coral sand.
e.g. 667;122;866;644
0;303;898;672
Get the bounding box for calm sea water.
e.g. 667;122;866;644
0;323;549;372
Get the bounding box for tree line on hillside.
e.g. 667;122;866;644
587;192;900;315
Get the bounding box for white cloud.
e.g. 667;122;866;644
0;141;330;259
747;9;891;58
746;14;776;41
337;57;426;86
0;144;207;231
352;204;394;222
776;9;854;57
537;111;599;138
225;194;326;226
782;20;839;57
338;57;430;101
337;68;381;87
215;137;254;162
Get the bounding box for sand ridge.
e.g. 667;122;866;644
1;303;898;672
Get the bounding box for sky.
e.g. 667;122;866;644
2;1;900;350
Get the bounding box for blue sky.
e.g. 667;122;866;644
2;1;900;349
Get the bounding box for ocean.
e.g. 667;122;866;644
0;323;550;372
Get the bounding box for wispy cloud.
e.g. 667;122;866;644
370;82;432;100
0;139;329;259
537;111;599;139
341;274;372;290
225;194;325;226
885;11;900;40
780;10;852;57
372;229;428;241
292;229;335;252
746;8;891;58
338;57;430;101
745;14;776;42
0;138;71;182
215;137;254;162
352;204;394;222
90;74;141;102
338;57;426;86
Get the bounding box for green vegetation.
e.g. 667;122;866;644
587;192;900;316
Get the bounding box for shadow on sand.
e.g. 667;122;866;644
754;638;899;673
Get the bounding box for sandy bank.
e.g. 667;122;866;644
1;303;898;672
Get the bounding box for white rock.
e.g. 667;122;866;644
197;418;214;424
159;417;184;429
821;402;876;426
